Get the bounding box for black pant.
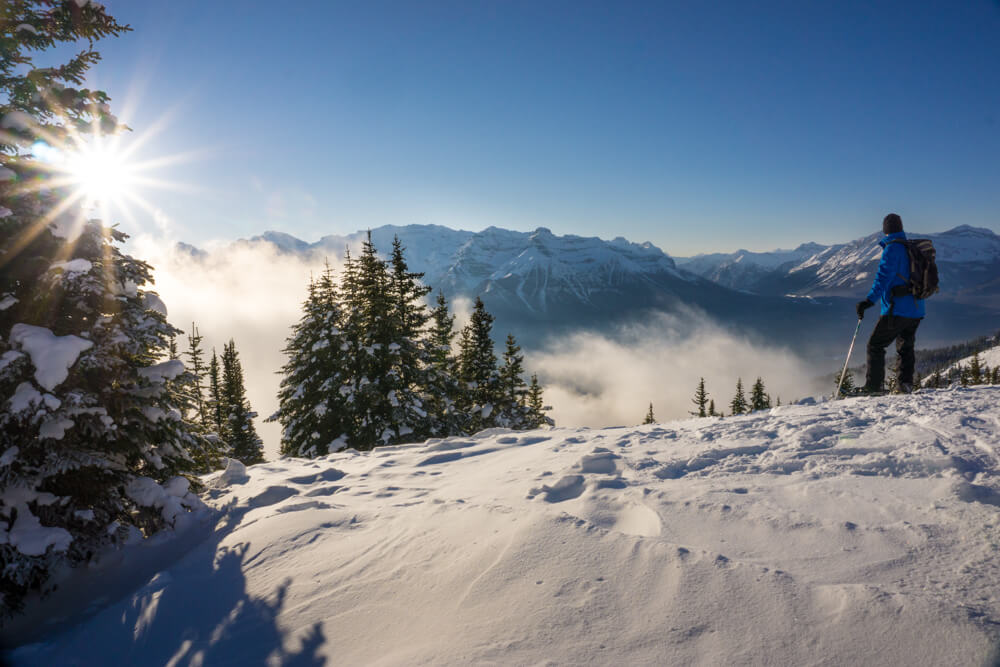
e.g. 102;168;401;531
865;315;921;390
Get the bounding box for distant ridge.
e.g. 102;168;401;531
180;223;1000;353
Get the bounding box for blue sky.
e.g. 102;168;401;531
75;0;1000;255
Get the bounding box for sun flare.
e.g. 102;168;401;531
65;140;134;206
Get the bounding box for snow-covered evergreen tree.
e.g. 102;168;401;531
0;1;206;616
220;340;264;465
730;378;748;416
690;378;709;417
457;297;501;433
424;292;463;437
384;236;433;442
331;234;429;449
495;334;533;429
270;267;353;457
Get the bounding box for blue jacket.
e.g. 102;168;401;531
866;231;925;318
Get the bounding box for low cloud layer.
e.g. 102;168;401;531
132;236;823;459
529;310;822;428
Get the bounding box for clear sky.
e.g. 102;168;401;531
74;0;1000;256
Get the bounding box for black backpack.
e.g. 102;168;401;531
890;238;939;300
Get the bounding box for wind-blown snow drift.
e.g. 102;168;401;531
8;387;1000;665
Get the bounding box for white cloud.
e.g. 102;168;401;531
529;310;823;428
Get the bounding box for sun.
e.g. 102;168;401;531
63;139;135;206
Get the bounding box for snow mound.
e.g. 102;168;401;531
9;387;1000;665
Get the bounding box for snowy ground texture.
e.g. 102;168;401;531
8;386;1000;666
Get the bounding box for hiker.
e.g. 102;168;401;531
855;213;926;393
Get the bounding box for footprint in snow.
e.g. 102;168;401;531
249;485;298;508
530;475;586;503
287;468;346;485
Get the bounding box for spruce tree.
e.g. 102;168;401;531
269;267;353;457
730;378;748;416
184;323;208;426
425;292;463;436
690;378;709;417
496;333;531;428
992;366;1000;385
835;369;855;394
457;297;501;433
969;352;983;385
708;399;717;417
643;403;656;425
220;340;265;465
337;233;431;449
0;1;204;615
207;349;224;436
750;377;770;411
385;236;434;442
526;374;552;428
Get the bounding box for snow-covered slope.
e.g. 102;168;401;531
947;341;1000;376
10;387;1000;665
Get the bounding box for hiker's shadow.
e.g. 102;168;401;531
15;503;327;666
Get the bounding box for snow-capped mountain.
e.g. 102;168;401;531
239;225;752;344
255;224;694;309
677;225;1000;304
676;242;827;294
193;223;1000;353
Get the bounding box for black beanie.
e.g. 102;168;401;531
883;213;903;235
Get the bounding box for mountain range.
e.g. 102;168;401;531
188;224;1000;358
675;225;1000;307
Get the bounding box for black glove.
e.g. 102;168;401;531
856;299;874;320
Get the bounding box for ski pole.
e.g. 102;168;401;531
834;318;863;398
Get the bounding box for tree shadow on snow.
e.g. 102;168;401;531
9;502;327;666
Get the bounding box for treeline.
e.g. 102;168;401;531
922;350;1000;389
915;330;1000;377
643;376;779;424
267;234;551;457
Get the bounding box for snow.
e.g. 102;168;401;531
9;324;93;391
0;206;12;218
38;417;74;440
0;295;17;310
3;387;999;663
137;359;185;383
8;505;73;557
8;382;42;414
0;446;19;466
142;293;168;317
49;259;93;275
